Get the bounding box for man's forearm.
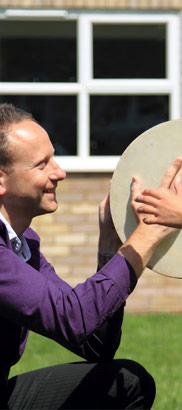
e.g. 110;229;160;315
118;223;175;279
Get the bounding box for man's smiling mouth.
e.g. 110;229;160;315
43;189;55;193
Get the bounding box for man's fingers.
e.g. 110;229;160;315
159;157;182;189
131;176;142;199
173;173;182;194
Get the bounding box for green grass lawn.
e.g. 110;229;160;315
10;313;182;409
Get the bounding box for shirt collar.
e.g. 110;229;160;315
0;212;31;262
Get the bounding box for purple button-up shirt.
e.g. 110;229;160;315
0;220;137;397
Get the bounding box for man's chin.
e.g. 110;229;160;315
37;203;58;216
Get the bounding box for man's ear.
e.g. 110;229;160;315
0;170;7;196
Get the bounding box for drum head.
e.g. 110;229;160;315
110;119;182;278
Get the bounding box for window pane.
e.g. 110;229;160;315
0;95;77;155
93;24;166;79
0;21;76;82
90;95;168;155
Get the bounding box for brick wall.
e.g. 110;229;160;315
0;0;182;9
31;173;182;313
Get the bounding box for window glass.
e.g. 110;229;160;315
93;24;166;79
0;21;76;82
0;95;77;155
90;95;168;155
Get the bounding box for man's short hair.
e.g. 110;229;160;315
0;103;35;171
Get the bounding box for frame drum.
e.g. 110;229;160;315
110;119;182;278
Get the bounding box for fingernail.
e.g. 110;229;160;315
132;176;139;185
175;177;182;183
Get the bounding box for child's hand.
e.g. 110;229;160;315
134;157;182;228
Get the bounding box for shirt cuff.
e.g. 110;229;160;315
100;253;137;300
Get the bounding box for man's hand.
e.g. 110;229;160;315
130;175;147;224
135;157;182;228
98;193;122;268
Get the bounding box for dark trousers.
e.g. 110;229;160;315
4;359;156;410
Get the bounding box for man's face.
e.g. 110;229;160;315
2;119;66;220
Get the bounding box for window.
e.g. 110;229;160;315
0;21;76;83
0;95;77;156
90;95;169;156
93;24;166;79
0;10;180;171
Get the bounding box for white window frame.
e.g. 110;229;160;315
0;9;180;172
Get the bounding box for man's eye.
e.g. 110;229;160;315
38;161;47;169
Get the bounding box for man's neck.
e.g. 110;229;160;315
0;205;31;236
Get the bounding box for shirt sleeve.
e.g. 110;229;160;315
0;241;137;353
79;305;124;362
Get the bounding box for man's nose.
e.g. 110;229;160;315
50;159;66;181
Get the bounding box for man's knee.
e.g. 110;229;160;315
115;359;156;409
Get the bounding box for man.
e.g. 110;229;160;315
0;103;180;410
